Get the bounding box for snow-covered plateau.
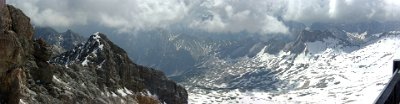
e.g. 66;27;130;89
186;31;400;104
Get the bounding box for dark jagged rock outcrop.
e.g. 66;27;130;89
0;5;36;104
0;5;188;104
51;33;188;104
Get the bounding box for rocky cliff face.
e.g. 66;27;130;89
51;32;188;104
0;5;35;104
0;5;187;104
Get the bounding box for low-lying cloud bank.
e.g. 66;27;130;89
9;0;400;35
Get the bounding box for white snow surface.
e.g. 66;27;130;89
188;33;400;104
81;57;89;66
19;99;27;104
93;32;104;50
117;88;134;97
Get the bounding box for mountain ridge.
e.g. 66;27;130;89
34;27;86;56
0;5;188;104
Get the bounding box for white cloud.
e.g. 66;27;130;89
188;0;289;34
262;16;289;34
12;0;89;28
9;0;188;32
282;0;400;23
189;13;226;32
7;0;400;35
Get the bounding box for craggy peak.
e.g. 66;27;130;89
0;5;187;104
5;0;400;104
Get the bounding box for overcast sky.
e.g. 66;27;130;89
8;0;400;35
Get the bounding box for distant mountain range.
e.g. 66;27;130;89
31;5;400;103
34;27;86;57
106;21;400;103
1;5;187;104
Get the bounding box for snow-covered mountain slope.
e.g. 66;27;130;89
184;31;400;104
309;21;400;43
113;29;232;76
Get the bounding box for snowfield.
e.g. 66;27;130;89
187;32;400;104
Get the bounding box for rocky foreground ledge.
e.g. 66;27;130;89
0;5;187;104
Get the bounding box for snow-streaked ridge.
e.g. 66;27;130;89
187;32;400;104
52;32;106;67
